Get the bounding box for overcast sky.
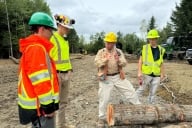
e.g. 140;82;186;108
46;0;181;40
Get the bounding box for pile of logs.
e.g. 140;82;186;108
107;104;192;127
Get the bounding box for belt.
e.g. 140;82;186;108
107;72;119;76
147;73;160;77
57;70;68;73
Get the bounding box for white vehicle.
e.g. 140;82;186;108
185;49;192;65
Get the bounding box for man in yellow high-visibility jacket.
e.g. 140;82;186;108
49;14;75;128
136;29;165;104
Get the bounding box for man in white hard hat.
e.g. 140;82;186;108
49;14;75;128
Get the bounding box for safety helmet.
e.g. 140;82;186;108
104;32;117;43
54;14;75;29
147;29;160;39
28;12;57;30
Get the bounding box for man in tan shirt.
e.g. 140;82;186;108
94;32;140;127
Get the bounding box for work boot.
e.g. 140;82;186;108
97;119;106;128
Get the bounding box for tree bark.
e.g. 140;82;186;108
107;104;192;126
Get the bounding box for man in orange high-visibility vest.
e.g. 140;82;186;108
18;12;59;128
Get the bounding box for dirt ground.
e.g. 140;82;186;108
0;55;192;128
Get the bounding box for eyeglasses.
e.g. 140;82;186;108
44;27;52;31
44;27;53;35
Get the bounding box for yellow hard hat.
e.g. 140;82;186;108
147;29;160;39
104;32;117;43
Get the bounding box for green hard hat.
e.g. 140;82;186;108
28;12;57;30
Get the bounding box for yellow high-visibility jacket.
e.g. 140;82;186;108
50;32;72;71
142;44;165;76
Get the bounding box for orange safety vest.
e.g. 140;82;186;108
18;35;59;123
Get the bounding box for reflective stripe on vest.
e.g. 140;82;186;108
45;50;59;105
143;45;159;67
29;70;50;85
18;94;37;109
52;34;70;64
38;91;53;105
142;44;164;75
53;34;61;63
18;71;27;98
55;59;70;64
18;44;58;109
45;52;52;79
50;33;72;71
52;93;59;103
45;51;59;102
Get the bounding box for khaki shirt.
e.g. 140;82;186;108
94;48;127;74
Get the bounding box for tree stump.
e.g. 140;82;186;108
107;104;192;126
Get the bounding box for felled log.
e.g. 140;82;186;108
9;56;19;64
111;122;192;128
107;104;192;126
70;54;83;60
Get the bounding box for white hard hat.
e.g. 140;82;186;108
54;14;75;29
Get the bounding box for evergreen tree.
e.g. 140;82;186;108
171;0;192;35
0;0;51;58
148;16;156;31
116;31;125;51
68;29;79;53
158;23;173;44
88;32;105;54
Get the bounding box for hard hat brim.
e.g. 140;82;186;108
147;36;160;39
57;22;74;29
104;41;116;43
50;26;58;31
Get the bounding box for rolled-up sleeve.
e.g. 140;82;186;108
94;49;107;68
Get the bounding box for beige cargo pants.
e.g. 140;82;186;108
98;74;141;120
56;72;71;128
